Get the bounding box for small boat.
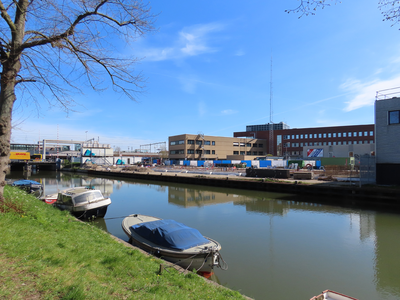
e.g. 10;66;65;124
310;290;358;300
53;187;111;219
41;193;58;205
11;179;43;196
121;214;226;274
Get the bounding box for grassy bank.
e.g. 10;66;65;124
0;186;245;300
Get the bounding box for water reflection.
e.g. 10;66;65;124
8;171;400;300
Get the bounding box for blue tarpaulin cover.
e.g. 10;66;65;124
131;219;209;250
12;180;41;186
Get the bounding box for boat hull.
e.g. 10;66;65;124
122;214;222;273
56;201;110;219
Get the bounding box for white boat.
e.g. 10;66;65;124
121;214;226;274
53;187;111;219
310;290;358;300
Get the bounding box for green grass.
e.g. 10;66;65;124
0;186;246;300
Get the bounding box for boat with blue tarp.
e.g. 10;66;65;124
121;214;227;275
11;179;43;196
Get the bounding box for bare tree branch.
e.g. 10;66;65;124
285;0;341;18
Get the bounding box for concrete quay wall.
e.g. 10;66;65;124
78;169;400;211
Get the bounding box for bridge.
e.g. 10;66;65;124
10;161;58;171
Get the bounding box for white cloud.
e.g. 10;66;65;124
142;23;225;61
341;75;400;111
221;109;237;115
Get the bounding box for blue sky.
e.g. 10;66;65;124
11;0;400;150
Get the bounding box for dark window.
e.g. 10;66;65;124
389;110;400;124
187;140;194;144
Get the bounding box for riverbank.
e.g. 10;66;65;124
0;186;248;300
69;166;400;211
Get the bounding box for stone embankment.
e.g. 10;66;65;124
72;165;400;211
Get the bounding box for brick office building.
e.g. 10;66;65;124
234;122;375;158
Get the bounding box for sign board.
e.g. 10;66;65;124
307;149;323;158
9;152;30;160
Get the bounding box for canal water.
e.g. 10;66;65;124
9;171;400;300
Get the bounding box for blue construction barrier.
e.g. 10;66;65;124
183;160;191;166
241;160;252;167
260;160;272;168
197;160;205;167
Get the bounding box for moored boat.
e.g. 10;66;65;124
41;193;58;204
11;179;43;196
310;290;358;300
53;187;111;219
121;214;227;274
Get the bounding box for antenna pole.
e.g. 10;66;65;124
269;56;274;155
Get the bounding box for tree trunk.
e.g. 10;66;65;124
0;63;19;199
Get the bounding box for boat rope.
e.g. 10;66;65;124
215;251;228;270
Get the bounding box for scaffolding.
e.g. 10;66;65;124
139;142;166;153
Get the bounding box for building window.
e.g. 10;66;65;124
283;135;290;139
246;143;251;147
313;133;316;138
240;151;245;155
333;133;336;137
305;134;308;139
258;151;263;155
196;140;202;145
304;142;308;146
170;140;184;146
338;132;341;137
338;141;341;145
348;132;352;137
233;142;239;147
187;140;194;144
253;151;257;155
196;150;202;154
359;132;362;137
233;151;239;155
240;142;245;147
318;133;322;138
204;141;211;145
343;132;347;137
318;142;322;146
300;134;303;139
369;131;373;136
246;151;251;155
170;150;184;154
258;144;263;147
205;150;210;154
333;141;336;145
187;150;194;154
212;141;215;145
300;143;303;147
343;141;347;145
292;135;295;139
212;150;215;154
296;135;299;139
323;133;326;138
389;110;400;124
353;132;357;137
253;143;258;147
328;133;332;138
323;142;327;145
364;131;368;136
